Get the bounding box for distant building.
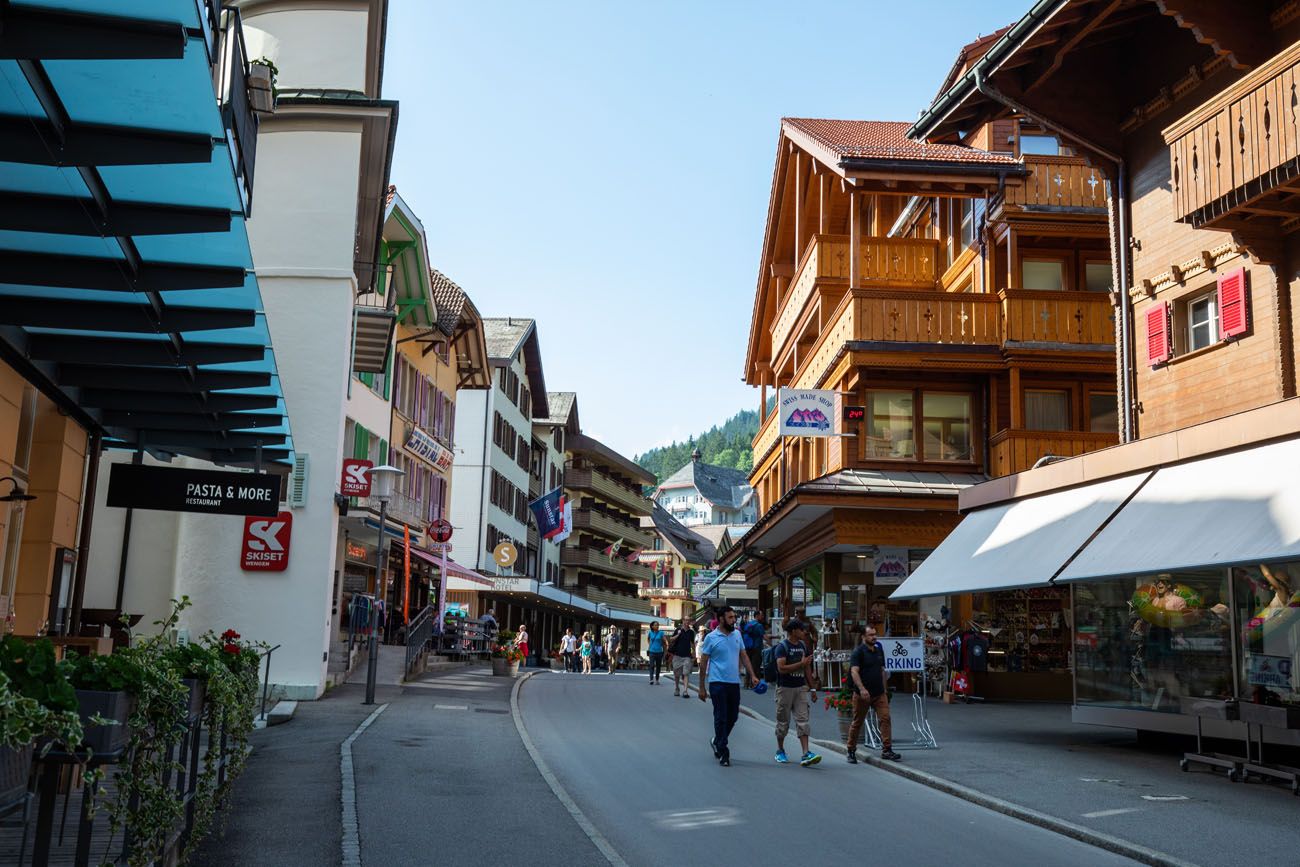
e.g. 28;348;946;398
653;449;757;526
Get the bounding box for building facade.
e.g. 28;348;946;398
893;0;1300;739
653;450;757;526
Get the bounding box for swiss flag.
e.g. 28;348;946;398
1145;301;1171;366
1218;267;1249;338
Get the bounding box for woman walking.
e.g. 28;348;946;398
580;631;594;674
516;624;530;668
646;621;666;684
696;624;710;690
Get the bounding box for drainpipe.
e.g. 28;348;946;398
68;432;102;635
974;69;1136;442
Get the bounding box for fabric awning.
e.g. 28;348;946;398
890;471;1151;600
698;556;744;599
1057;437;1300;582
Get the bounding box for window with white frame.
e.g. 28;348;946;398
1187;293;1218;352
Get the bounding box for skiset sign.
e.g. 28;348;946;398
778;388;836;436
240;510;293;572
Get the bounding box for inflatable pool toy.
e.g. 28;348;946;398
1243;592;1300;646
1131;583;1204;628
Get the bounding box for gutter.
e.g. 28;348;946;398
908;0;1072;141
838;157;1026;178
972;69;1136;442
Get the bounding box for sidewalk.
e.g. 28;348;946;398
736;686;1300;867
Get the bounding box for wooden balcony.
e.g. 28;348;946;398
1001;155;1107;212
573;585;653;615
1165;41;1300;230
571;509;655;549
850;289;1000;345
752;405;779;463
770;234;938;361
990;429;1118;478
999;289;1114;347
566;468;650;517
562;546;656;584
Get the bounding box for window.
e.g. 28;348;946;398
1025;390;1070;431
1021;259;1065;291
866;391;914;459
959;199;975;249
1187;293;1218;351
921;393;972;461
1019;134;1064;156
1084;261;1113;293
1088;393;1117;434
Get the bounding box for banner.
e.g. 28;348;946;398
529;487;566;539
875;547;909;586
404;426;454;473
778;388;836;437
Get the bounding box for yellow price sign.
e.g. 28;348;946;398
492;541;518;568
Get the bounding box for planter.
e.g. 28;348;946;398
491;658;520;677
183;677;206;724
248;64;275;113
75;689;133;757
0;745;33;809
836;709;855;742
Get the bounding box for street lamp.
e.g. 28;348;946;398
364;463;404;705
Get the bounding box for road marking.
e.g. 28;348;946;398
1079;778;1123;783
434;704;467;710
512;672;628;867
647;808;742;831
340;703;388;867
1141;795;1189;801
403;682;494;692
1082;808;1142;818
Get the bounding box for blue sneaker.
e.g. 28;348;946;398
774;750;789;764
799;751;822;767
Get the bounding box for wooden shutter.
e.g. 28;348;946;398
1218;267;1249;338
1145;301;1171;365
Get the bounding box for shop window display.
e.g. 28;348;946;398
1233;561;1300;708
1074;570;1232;712
972;587;1070;673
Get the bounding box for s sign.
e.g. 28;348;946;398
241;511;293;572
340;458;373;496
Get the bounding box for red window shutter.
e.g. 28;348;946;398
1218;266;1249;338
1146;300;1171;365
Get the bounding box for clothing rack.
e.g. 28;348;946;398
944;622;988;703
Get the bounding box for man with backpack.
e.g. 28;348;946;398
604;626;621;675
765;619;821;767
742;612;766;686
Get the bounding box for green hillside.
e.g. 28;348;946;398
635;409;758;483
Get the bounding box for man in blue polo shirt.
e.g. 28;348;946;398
698;606;759;766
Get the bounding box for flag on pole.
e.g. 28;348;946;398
528;487;566;539
402;524;411;626
624;547;642;564
604;538;624;563
553;499;574;544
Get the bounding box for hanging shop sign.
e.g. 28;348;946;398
792;576;806;603
405;426;454;473
778;388;836;436
881;637;924;673
340;458;373;496
492;541;518;568
692;570;719;600
823;592;840;620
428;518;453;543
874;547;909;586
345;540;372;563
108;464;280;517
240;511;293;571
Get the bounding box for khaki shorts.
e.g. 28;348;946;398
775;685;810;740
672;656;693;678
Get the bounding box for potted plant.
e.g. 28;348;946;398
824;677;857;741
491;630;522;677
64;650;142;756
0;639;85;807
164;640;218;724
248;56;278;113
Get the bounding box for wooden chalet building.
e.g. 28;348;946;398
726;101;1119;698
890;0;1300;737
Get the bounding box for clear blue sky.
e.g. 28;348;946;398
384;0;1027;459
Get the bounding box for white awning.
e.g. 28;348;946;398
890;471;1151;600
1058;438;1300;582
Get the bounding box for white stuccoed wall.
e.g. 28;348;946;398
449;388;490;571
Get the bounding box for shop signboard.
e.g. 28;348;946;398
874;547;909;586
405;426;454;473
1247;654;1293;690
240;511;293;572
692;570;719;600
428;518;453;543
490;576;532;593
881;637;924;673
823;592;840;620
108;464;280;517
792;576;806;603
778;388;836;436
340;458;372;496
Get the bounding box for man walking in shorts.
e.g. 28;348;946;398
668;619;695;698
773;620;821;767
604;626;621;675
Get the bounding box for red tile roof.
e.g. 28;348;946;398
783;118;1019;166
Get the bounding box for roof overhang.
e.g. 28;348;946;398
352;304;396;373
0;1;294;466
570;432;655;487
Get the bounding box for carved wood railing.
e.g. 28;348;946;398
999;289;1115;346
1003;155;1107;210
990;429;1118;478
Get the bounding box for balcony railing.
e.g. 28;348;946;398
356;491;426;528
572;510;655;549
850;289;1001;345
562;546;656;584
999;289;1115;346
858;237;940;289
566;468;650;517
752;407;780;463
573;585;654;614
1165;40;1300;228
1002;156;1107;211
989;429;1118;478
216;8;258;213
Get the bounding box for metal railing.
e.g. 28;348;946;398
216;8;258;212
405;606;433;675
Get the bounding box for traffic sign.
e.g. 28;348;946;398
881;637;924;672
493;541;518;568
428;518;453;543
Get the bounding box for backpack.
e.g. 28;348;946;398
742;623;755;650
761;639;788;682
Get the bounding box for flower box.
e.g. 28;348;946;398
248;63;275;113
182;677;206;724
75;689;133;756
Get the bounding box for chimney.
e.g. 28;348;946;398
691;448;701;463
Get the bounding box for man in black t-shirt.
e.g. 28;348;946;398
847;624;900;762
668;619;696;698
773;620;821;767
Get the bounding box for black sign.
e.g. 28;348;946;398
843;405;866;423
107;464;280;517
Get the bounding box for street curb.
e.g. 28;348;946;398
684;682;1200;867
511;671;629;867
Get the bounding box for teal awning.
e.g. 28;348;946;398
698;555;746;600
0;1;293;466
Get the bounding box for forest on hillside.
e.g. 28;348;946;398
634;409;758;483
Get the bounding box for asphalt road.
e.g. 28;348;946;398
519;671;1142;867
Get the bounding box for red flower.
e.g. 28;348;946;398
222;643;241;655
222;629;241;641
